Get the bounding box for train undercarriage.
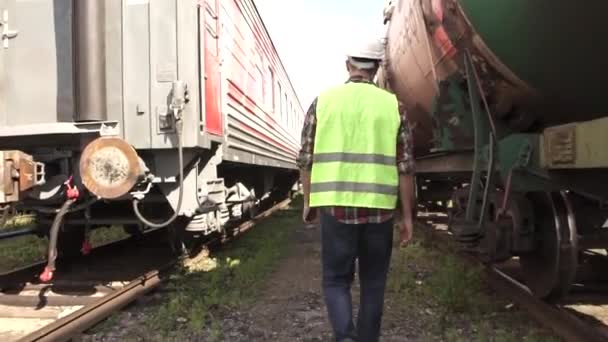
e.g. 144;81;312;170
0;118;298;280
412;54;608;300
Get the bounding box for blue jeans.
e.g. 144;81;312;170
320;213;394;342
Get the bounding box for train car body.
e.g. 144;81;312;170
0;0;303;258
383;0;608;299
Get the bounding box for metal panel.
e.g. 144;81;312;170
104;0;124;135
122;0;151;148
2;0;74;126
0;0;8;127
216;0;303;168
149;0;177;148
414;152;474;173
541;117;608;169
177;0;202;148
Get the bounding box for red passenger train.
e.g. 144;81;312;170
0;0;303;271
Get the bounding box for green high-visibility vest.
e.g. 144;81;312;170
310;82;401;209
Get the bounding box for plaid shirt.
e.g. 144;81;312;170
297;76;415;224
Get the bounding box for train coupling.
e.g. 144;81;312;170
80;136;143;200
0;150;45;204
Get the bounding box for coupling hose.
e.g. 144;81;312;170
40;198;76;282
132;117;185;228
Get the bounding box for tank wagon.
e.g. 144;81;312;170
383;0;608;299
0;0;303;279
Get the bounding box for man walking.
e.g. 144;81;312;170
297;38;416;342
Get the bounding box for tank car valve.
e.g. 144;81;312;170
79;137;143;200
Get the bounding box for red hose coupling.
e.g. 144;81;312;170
67;186;80;199
64;176;80;200
81;240;92;255
39;266;54;282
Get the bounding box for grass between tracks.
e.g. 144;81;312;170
384;227;560;341
123;197;303;340
0;221;129;273
99;198;561;342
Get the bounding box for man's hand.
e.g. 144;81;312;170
397;174;415;247
303;203;319;224
396;215;413;247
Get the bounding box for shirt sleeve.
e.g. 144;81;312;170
296;97;318;171
396;102;415;175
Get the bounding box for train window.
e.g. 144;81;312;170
289;101;293;129
277;82;282;117
256;66;265;104
283;93;288;124
268;67;275;111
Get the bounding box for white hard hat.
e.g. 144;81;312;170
346;38;385;69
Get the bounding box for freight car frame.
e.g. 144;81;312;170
382;0;608;300
0;0;303;275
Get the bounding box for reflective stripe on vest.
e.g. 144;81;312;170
311;182;398;195
313;152;395;165
309;82;401;209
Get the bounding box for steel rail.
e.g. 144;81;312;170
18;266;169;342
10;197;293;342
487;266;607;342
422;222;608;342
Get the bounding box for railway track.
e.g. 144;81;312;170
0;198;292;342
421;214;608;342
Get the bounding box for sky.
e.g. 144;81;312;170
254;0;388;110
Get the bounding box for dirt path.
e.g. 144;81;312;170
213;223;408;341
81;210;558;341
193;221;557;341
244;223;332;340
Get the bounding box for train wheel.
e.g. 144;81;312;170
447;187;470;234
166;218;188;256
519;192;578;299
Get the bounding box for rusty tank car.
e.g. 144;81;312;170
382;0;608;299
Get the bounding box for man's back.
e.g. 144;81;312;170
297;76;414;224
310;82;401;209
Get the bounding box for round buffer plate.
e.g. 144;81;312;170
79;137;141;200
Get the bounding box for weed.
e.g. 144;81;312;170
384;226;559;341
89;225;130;247
429;254;483;314
387;241;430;307
145;200;301;338
0;235;46;272
0;225;131;273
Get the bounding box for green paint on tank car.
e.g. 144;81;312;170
458;0;608;117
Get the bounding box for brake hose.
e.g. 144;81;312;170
40;198;76;282
132;114;185;228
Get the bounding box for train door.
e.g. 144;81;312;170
200;0;222;136
0;0;73;126
0;0;10;127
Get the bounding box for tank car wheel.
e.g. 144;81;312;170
447;187;470;233
519;192;578;299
